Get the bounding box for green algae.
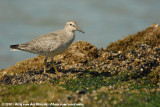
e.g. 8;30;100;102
0;84;72;104
1;71;160;106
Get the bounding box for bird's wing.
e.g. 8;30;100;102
18;32;62;53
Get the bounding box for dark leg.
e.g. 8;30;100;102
44;56;48;73
51;57;58;74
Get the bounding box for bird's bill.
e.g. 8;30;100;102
77;27;85;33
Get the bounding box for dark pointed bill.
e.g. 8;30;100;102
77;27;85;33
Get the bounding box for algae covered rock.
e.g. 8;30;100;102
106;24;160;52
0;24;160;106
0;24;160;85
54;40;98;71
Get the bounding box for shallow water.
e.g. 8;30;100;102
0;0;160;69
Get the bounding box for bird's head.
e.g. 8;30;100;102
65;20;85;33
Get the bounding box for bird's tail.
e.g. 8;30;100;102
10;44;21;51
10;43;29;51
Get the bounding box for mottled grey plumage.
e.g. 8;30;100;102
10;20;84;73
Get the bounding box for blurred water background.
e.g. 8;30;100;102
0;0;160;69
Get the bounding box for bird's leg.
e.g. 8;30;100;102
51;57;53;67
44;56;48;73
51;57;58;74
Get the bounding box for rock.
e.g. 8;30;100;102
0;24;160;85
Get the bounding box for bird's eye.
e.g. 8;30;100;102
70;23;72;26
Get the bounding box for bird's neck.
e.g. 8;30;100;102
64;28;75;37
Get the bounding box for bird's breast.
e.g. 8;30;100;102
47;33;75;57
60;34;75;50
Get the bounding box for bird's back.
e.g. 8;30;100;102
10;29;75;57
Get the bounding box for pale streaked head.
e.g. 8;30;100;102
65;20;85;33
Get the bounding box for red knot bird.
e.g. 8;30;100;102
10;20;85;74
